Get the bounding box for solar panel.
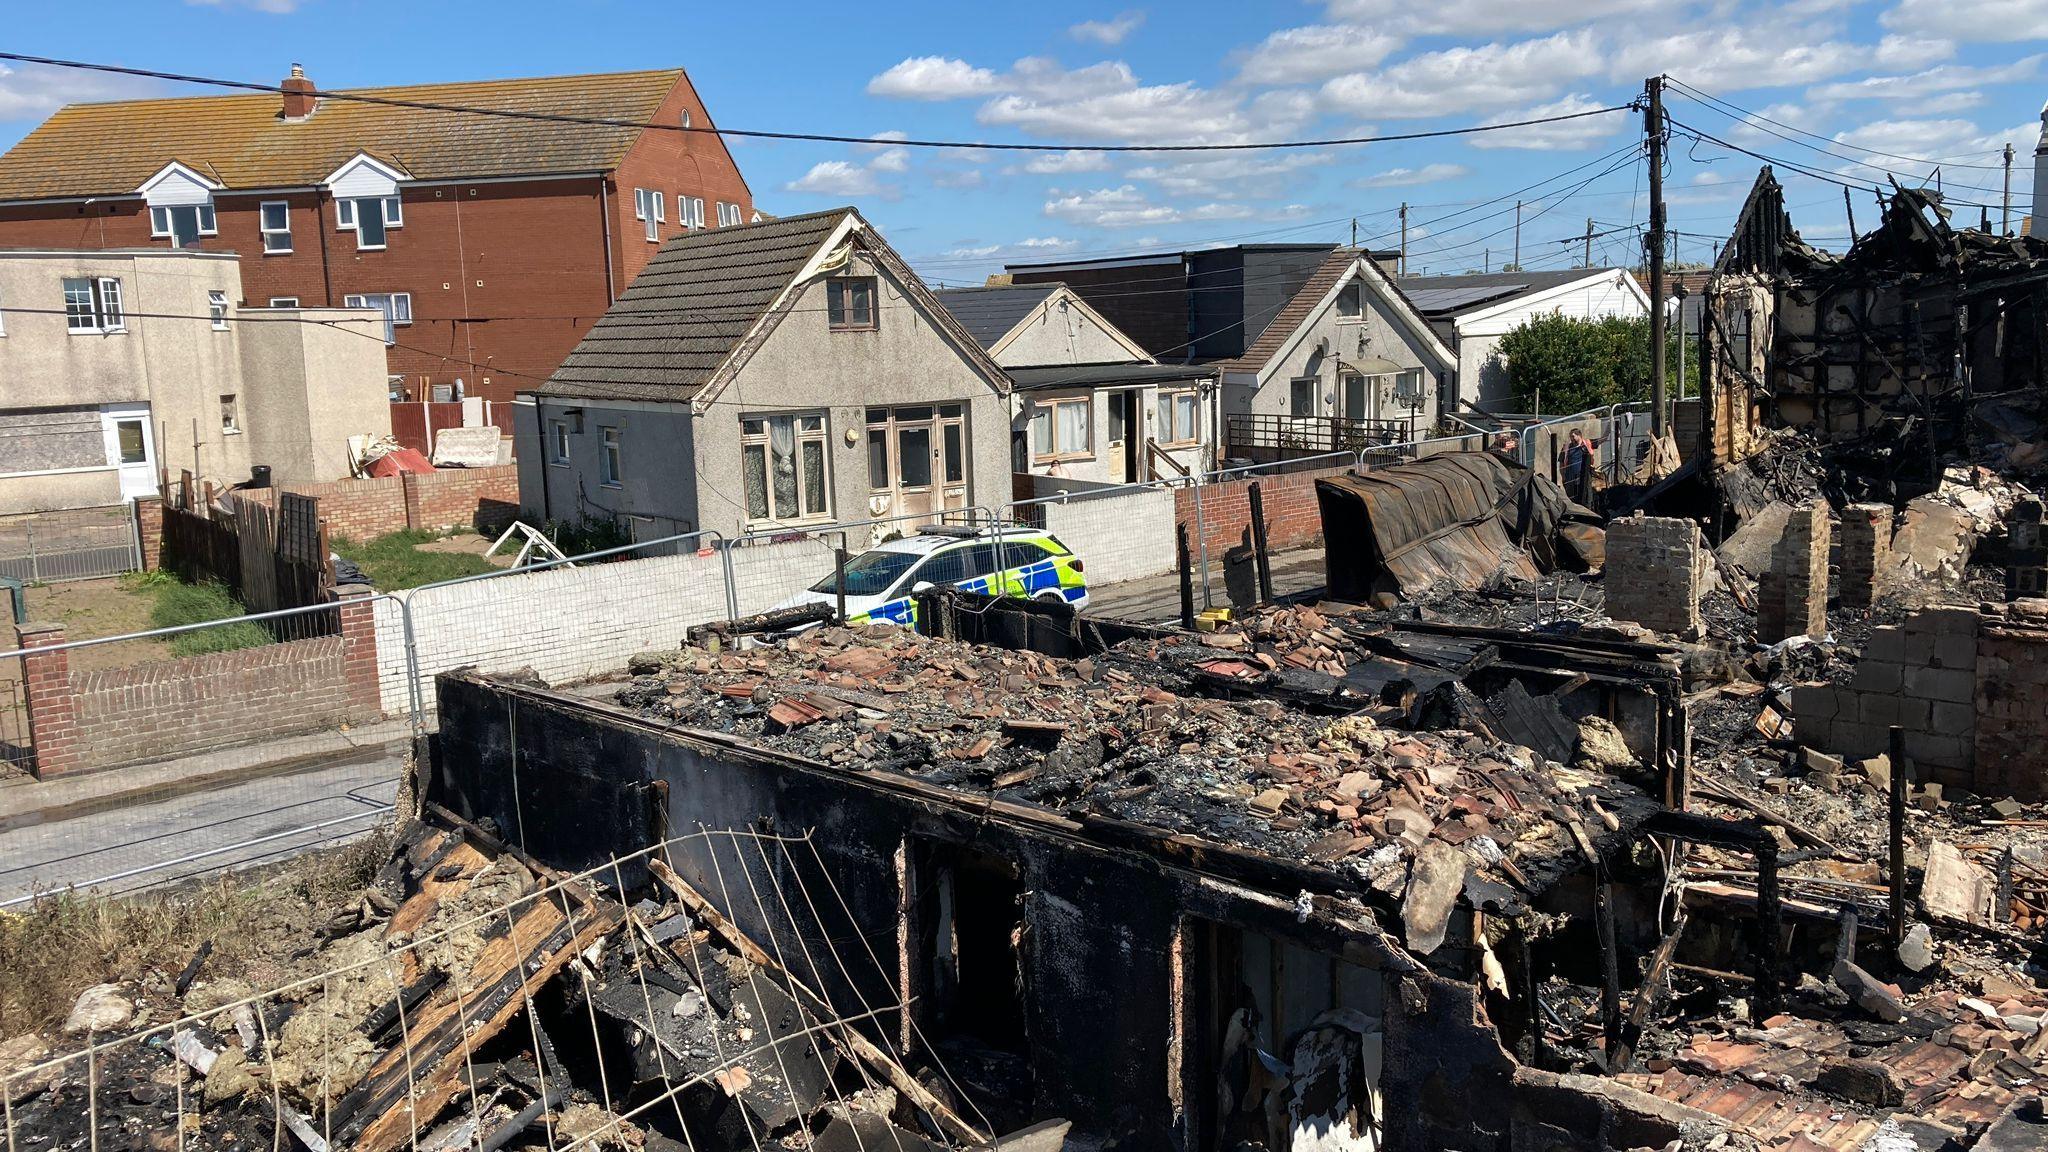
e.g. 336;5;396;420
1402;283;1528;314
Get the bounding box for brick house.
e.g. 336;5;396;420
0;64;754;409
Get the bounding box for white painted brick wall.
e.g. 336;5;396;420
1041;488;1177;585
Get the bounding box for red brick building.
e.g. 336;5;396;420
0;65;754;408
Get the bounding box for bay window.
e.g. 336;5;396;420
740;412;830;524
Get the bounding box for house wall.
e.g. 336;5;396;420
993;297;1142;367
1457;275;1649;409
1011;257;1189;358
1011;382;1212;485
690;250;1009;538
0;74;753;410
235;307;392;485
524;397;701;539
1230;284;1442;432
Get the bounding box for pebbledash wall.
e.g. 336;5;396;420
1792;600;2048;799
14;589;380;777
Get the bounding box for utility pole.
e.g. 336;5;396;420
2003;143;2014;235
1399;203;1408;275
1647;74;1669;441
1484;247;1491;273
1583;217;1594;268
1513;200;1522;269
1351;216;1358;247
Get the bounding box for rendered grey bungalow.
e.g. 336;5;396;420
1216;248;1457;461
935;282;1218;483
518;207;1011;540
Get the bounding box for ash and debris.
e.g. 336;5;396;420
612;614;1651;905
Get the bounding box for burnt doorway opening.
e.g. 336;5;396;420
912;840;1032;1129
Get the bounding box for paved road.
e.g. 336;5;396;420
0;740;405;906
1088;546;1328;623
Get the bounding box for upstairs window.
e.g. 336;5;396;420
150;204;217;248
716;201;743;228
259;201;293;254
827;277;876;331
208;290;229;330
337;196;402;250
343;292;412;344
1336;282;1365;319
63;277;124;334
680;196;705;230
633;189;665;242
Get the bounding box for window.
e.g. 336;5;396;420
259;201;292;254
550;420;571;465
219;394;239;434
342;292;412;344
1157;389;1199;445
337;196;402;250
680;110;692;129
1336;282;1363;319
268;297;300;308
680;196;704;229
827;277;876;330
149;204;216;248
634;189;664;242
1030;397;1092;461
113;417;147;465
740;412;830;523
716;201;743;227
600;427;623;487
63;277;124;334
208;291;228;330
1289;377;1317;417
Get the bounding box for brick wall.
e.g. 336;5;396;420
237;465;519;541
1792;606;1979;788
132;497;164;571
13;591;381;777
1758;501;1829;643
1604;514;1704;637
1175;465;1350;559
1838;503;1890;610
1973;602;2048;800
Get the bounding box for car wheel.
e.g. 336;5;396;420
1033;590;1065;603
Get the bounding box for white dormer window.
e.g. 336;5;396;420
323;152;409;252
337;196;403;249
137;162;222;249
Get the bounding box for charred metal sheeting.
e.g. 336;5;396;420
1316;452;1601;600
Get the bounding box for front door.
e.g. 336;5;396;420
867;404;970;522
1106;392;1130;483
99;405;156;500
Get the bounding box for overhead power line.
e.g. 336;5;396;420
0;52;1635;154
1665;116;2011;211
1664;76;2008;172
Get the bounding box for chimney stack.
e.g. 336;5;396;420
280;63;316;121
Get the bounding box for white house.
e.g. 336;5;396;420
1396;269;1651;414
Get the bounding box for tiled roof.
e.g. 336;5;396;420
539;208;850;403
1217;248;1359;373
0;69;683;200
933;284;1061;349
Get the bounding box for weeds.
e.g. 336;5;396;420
148;581;271;656
0;829;391;1036
332;530;495;590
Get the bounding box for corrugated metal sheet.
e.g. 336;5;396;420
1315;452;1539;598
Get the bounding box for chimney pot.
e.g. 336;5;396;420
281;65;315;121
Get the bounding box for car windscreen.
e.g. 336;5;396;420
811;548;922;596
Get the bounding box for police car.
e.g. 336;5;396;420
774;526;1088;626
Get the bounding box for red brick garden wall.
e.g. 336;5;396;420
1174;464;1352;558
236;465;519;542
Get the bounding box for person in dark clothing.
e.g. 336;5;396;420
1561;429;1601;507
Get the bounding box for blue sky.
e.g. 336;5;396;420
3;0;2044;284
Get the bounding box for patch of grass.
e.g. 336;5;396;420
0;830;390;1036
147;580;272;656
117;568;178;592
332;529;496;590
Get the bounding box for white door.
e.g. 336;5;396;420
99;405;157;500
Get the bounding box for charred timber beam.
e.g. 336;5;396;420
1613;912;1688;1071
1640;809;1782;1016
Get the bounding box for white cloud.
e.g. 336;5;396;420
1608;28;1876;92
1882;0;2048;42
1019;150;1114;174
1806;56;2044;104
1352;162;1471;188
940;236;1080;260
867;56;999;100
1830;117;2036;182
1467;93;1626;150
869;147;910;173
1126;152;1332;199
1325;0;1656;35
786;160;894;199
1320;31;1602;120
856;130;911;152
1070;11;1145;45
1236;25;1401;85
933;169;985;189
1043;184;1264;228
0;63;156;121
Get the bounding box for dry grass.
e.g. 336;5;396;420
0;829;392;1038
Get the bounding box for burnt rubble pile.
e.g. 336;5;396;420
613;620;1658;948
0;818;1001;1152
